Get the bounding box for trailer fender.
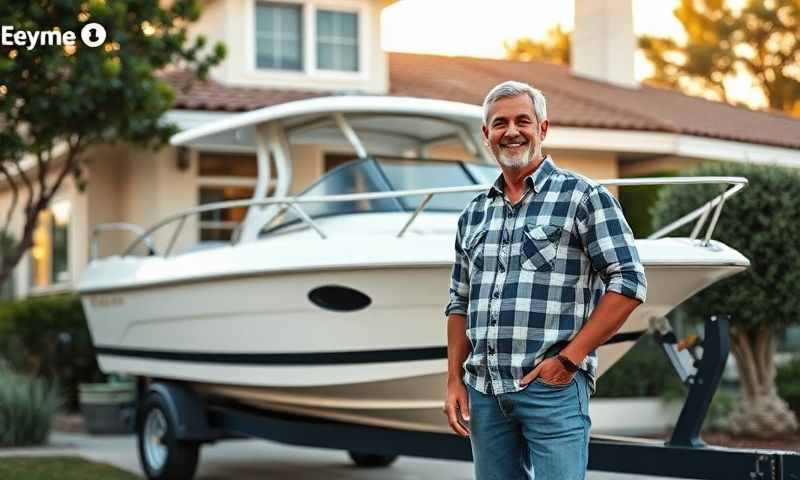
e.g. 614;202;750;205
144;382;216;441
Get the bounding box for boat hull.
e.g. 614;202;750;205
82;257;745;434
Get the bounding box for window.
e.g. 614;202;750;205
197;152;274;242
316;9;359;71
255;2;303;70
30;200;71;288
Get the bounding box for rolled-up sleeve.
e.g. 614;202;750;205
445;215;470;317
576;185;647;303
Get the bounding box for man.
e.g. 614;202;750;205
443;80;647;480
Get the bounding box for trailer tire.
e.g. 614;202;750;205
348;451;398;468
138;392;200;480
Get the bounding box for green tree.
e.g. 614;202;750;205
0;0;225;287
504;25;571;65
639;0;800;114
652;162;800;437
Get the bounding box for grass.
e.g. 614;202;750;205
0;456;140;480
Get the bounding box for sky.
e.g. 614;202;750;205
381;0;762;107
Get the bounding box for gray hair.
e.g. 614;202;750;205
482;81;547;125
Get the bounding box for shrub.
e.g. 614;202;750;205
595;335;684;398
0;294;103;411
0;368;60;447
777;357;800;418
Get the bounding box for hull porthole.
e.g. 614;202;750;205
308;285;371;312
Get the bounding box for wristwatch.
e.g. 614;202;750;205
557;354;579;373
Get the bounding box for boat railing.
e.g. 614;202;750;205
90;176;747;260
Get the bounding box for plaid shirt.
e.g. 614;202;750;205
445;156;647;395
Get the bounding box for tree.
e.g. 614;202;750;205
0;0;225;287
652;162;800;437
504;25;571;65
639;0;800;114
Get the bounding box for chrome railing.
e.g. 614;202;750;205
89;176;747;260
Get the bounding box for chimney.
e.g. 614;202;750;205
571;0;638;88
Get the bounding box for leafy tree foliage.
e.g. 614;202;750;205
504;25;570;65
640;0;800;113
0;0;225;286
652;162;800;436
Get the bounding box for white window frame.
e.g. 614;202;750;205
248;0;370;81
254;1;305;71
28;199;73;295
315;8;360;72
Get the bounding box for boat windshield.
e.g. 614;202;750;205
261;157;499;235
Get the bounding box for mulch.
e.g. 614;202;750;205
702;431;800;452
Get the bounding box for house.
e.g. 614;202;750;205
4;0;800;303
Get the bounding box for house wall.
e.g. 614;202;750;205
0;166;85;298
190;0;390;94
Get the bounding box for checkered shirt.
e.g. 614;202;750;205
445;156;647;395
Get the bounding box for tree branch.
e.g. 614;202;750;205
0;162;20;251
45;136;82;202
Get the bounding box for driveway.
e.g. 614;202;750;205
0;432;683;480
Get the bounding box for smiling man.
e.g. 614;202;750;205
443;81;647;479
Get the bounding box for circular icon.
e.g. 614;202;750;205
81;23;107;48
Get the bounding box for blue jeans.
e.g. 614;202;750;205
467;371;591;480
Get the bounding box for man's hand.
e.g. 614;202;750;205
443;378;471;437
520;356;574;387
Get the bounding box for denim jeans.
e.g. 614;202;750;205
467;371;591;480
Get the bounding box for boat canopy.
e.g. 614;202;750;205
170;96;488;159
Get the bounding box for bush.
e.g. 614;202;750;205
777;356;800;418
0;294;103;411
595;335;684;398
0;368;60;447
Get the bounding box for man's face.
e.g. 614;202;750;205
482;94;548;169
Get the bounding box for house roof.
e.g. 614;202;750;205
160;52;800;150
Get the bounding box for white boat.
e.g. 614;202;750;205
78;96;749;434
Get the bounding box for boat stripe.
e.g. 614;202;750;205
94;345;448;364
94;331;645;365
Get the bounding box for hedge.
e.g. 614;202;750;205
0;294;103;411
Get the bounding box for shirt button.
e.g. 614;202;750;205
488;346;495;355
499;264;505;272
490;319;497;326
492;291;499;299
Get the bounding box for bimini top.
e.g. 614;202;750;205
169;96;486;156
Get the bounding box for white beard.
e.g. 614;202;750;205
496;145;533;168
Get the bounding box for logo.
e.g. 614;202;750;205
1;24;107;50
80;23;106;47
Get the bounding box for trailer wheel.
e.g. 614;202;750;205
138;392;200;480
348;451;398;468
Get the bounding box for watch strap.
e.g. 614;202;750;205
557;354;579;373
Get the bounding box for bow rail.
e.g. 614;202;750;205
90;176;747;260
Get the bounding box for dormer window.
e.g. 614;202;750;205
255;2;303;70
254;1;362;75
316;10;358;72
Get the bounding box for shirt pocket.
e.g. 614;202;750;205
463;228;488;271
520;224;561;272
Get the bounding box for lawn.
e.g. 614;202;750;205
0;456;139;480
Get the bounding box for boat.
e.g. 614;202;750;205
78;96;749;435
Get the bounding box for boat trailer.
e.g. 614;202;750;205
134;314;799;479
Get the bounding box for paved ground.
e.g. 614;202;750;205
0;432;685;480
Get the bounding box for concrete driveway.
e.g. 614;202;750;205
0;432;682;480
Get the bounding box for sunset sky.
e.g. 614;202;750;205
381;0;762;107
